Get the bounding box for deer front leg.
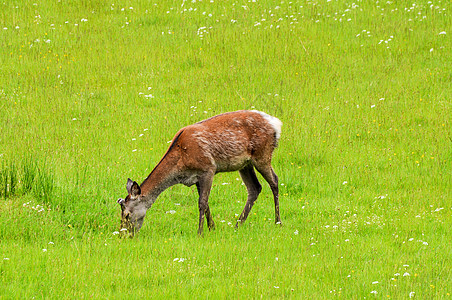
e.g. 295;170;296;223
196;172;214;235
196;182;215;231
205;206;215;231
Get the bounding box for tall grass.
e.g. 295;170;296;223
0;0;450;298
0;161;18;198
21;156;38;194
32;167;55;204
0;158;54;201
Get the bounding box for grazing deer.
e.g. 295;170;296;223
117;110;282;236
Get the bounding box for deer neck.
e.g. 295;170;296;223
139;152;180;208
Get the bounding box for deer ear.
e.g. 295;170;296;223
126;178;141;197
131;181;141;197
126;178;134;194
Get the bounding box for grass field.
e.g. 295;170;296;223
0;0;451;298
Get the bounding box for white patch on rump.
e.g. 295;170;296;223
251;110;283;141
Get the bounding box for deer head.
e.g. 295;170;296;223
117;178;147;236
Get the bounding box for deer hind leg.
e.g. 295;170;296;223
196;173;215;235
253;161;281;225
236;164;262;227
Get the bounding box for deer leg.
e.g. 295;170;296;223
196;172;214;235
254;163;281;225
196;182;215;231
236;164;262;227
205;206;215;231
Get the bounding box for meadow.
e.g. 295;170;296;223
0;0;451;298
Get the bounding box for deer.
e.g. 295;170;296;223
117;110;282;236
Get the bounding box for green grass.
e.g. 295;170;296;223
0;0;451;298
